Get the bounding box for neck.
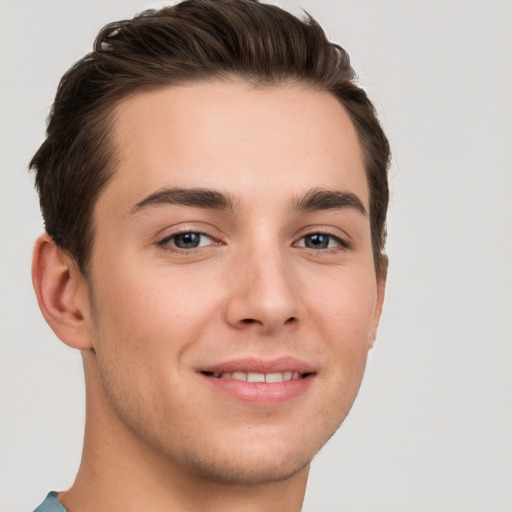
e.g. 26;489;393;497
60;357;309;512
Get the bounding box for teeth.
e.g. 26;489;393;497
214;371;303;382
247;372;265;383
265;372;284;383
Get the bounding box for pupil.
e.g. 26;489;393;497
175;232;200;248
306;234;329;249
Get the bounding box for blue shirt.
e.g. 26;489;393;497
33;492;67;512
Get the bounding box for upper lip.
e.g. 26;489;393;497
198;356;316;375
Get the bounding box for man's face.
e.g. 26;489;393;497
83;81;385;484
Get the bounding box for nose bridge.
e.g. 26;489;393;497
225;235;300;332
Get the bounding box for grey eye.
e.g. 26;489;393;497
296;233;343;250
171;232;211;249
304;234;331;249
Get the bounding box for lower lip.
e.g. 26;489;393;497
200;373;314;406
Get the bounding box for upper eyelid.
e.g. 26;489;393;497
162;228;212;237
156;223;222;241
156;231;220;254
294;226;351;243
159;230;215;244
294;233;348;248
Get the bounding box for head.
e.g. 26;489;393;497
31;0;390;491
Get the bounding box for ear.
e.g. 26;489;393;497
32;233;93;350
369;255;388;349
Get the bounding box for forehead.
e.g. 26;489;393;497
104;81;368;211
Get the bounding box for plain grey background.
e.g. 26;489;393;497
1;1;511;511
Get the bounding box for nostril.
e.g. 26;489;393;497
239;317;296;327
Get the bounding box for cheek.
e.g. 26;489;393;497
308;267;377;340
87;265;217;426
305;269;377;391
89;261;222;365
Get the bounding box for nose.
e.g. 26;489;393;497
224;246;302;334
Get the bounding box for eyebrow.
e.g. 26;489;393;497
130;186;367;217
290;188;367;216
130;187;237;214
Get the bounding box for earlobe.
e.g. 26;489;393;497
32;233;93;350
369;255;388;349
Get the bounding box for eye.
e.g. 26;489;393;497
296;233;345;250
160;231;214;250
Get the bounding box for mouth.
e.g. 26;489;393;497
198;358;316;406
201;370;309;382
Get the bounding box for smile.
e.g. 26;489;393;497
203;371;303;382
199;357;315;406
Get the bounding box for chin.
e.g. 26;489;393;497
183;445;313;486
167;419;342;486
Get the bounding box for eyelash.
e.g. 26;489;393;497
157;230;217;253
157;229;349;254
294;232;349;252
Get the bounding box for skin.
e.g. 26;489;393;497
33;81;386;512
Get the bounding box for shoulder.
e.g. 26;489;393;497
33;492;67;512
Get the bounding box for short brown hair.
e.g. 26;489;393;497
30;0;390;276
